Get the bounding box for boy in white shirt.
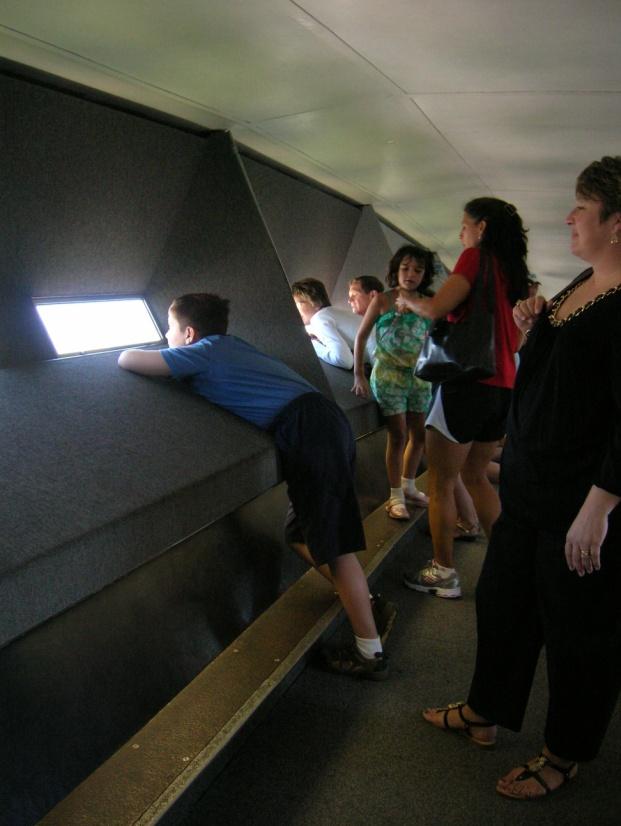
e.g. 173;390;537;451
292;278;374;369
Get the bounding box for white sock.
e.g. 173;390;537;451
402;477;418;496
433;561;456;574
389;487;405;503
355;635;383;659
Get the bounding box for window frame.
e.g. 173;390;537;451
33;294;164;358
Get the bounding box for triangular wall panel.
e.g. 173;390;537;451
330;205;393;309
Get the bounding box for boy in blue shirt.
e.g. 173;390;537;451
118;293;394;679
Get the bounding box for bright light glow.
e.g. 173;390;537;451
36;299;162;356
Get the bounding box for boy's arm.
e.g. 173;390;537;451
118;348;172;376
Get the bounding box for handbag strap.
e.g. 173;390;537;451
470;251;495;313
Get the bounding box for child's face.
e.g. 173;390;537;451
294;297;319;325
397;256;425;292
166;310;188;348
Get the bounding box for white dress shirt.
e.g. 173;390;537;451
306;307;375;369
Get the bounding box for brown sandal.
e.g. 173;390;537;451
496;752;577;799
454;519;481;542
423;701;496;748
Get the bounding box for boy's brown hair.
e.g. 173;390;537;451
170;293;230;337
291;278;331;309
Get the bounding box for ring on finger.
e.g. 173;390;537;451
580;549;591;558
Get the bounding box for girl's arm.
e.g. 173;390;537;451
352;293;387;396
396;273;472;319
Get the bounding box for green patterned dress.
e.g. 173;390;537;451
370;304;432;416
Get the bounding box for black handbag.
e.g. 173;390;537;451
414;253;496;383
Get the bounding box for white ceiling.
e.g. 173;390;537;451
2;0;620;296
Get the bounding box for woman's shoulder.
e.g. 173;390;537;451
454;247;480;267
453;247;483;281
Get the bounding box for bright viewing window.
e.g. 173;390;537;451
35;298;162;356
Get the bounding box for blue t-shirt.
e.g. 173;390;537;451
160;335;318;429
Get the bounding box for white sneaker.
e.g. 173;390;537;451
403;560;462;599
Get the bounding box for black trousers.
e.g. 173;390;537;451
468;511;621;761
271;393;365;566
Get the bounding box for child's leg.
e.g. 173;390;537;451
402;411;426;479
454;473;479;529
289;538;396;649
384;413;407;489
460;440;502;539
401;411;429;505
289;540;332;581
328;553;378;641
426;427;471;569
401;378;432;504
384;413;411;519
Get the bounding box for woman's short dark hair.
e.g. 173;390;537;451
170;293;229;337
291;278;331;308
464;197;529;304
576;156;621;221
386;245;434;294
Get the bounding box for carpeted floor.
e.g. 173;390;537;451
181;522;620;826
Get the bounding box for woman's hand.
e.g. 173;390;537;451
351;374;371;398
565;486;620;575
512;295;547;335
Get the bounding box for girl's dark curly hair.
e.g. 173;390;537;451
386;244;435;295
464;197;530;304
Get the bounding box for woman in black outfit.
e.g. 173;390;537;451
422;156;621;799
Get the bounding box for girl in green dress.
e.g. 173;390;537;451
353;245;433;519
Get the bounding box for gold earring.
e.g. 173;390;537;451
611;233;620;245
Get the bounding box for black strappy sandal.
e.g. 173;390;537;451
497;752;577;799
423;701;496;748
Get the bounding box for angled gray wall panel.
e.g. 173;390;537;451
1;73;203;301
331;205;393;308
146;132;330;395
243;156;360;295
380;220;417;253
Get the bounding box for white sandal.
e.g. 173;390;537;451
385;499;410;520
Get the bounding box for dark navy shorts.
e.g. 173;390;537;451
425;381;511;444
270;392;366;566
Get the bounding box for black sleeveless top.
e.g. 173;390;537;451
500;269;621;533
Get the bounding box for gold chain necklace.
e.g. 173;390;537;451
548;280;621;327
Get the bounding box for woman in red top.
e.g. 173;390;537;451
399;197;530;598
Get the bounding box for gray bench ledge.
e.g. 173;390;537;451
39;494;427;826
